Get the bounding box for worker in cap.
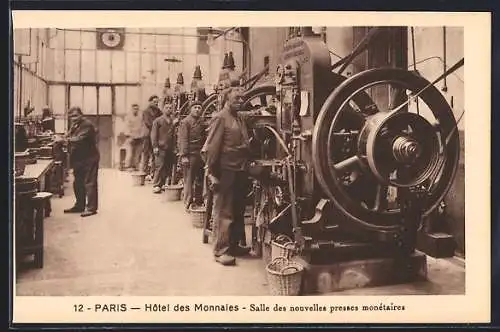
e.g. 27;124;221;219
150;102;177;193
140;95;162;178
178;101;206;211
63;106;100;217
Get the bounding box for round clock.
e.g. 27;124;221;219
101;30;122;48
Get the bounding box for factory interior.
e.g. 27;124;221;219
13;26;466;296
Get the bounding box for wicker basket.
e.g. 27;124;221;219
131;172;146;186
266;256;304;296
189;205;206;228
163;184;183;201
271;234;298;261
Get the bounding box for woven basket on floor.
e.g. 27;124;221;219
189;205;206;228
163;184;183;201
131;172;146;186
271;234;298;261
266;256;304;296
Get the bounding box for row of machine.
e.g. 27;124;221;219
162;27;463;294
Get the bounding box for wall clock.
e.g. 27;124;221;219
96;28;125;50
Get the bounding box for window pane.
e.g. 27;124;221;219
125;86;140;111
115;86;127;115
81;50;96;82
96;50;111;83
82;86;97;115
98;86;112;115
65;50;80;82
64;30;81;50
69;86;83;109
126;52;140;83
81;29;96;50
49;85;66;116
111;51;126;83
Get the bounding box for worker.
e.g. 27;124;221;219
125;103;143;171
14;122;28;152
63;106;100;217
141;95;162;178
150;102;177;194
201;86;253;266
41;106;56;133
178;102;206;211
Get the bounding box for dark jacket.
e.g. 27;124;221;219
141;105;162;137
178;115;206;157
201;107;251;175
151;115;176;151
15;123;28;152
67;118;99;168
41;117;55;132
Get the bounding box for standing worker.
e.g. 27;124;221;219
125;103;143;171
141;95;162;178
63;106;100;217
201;87;253;266
41;106;56;133
150;103;177;194
178;102;206;211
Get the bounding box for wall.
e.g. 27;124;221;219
407;27;465;256
13;29;49;120
248;27;288;84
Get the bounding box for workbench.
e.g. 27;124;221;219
15;158;55;269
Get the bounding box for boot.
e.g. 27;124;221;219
64;206;84;213
80;209;97;217
229;245;251;257
215;254;236;266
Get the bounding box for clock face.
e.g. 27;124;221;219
101;30;122;48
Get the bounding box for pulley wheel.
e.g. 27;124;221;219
312;68;460;233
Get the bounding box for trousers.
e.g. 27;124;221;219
127;138;143;169
141;136;155;175
183;154;204;208
152;149;175;188
72;157;99;212
213;170;249;257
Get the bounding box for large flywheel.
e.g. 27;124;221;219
312;68;460;234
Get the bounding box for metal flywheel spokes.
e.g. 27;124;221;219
312;68;460;231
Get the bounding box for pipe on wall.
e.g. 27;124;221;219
442;26;448;92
